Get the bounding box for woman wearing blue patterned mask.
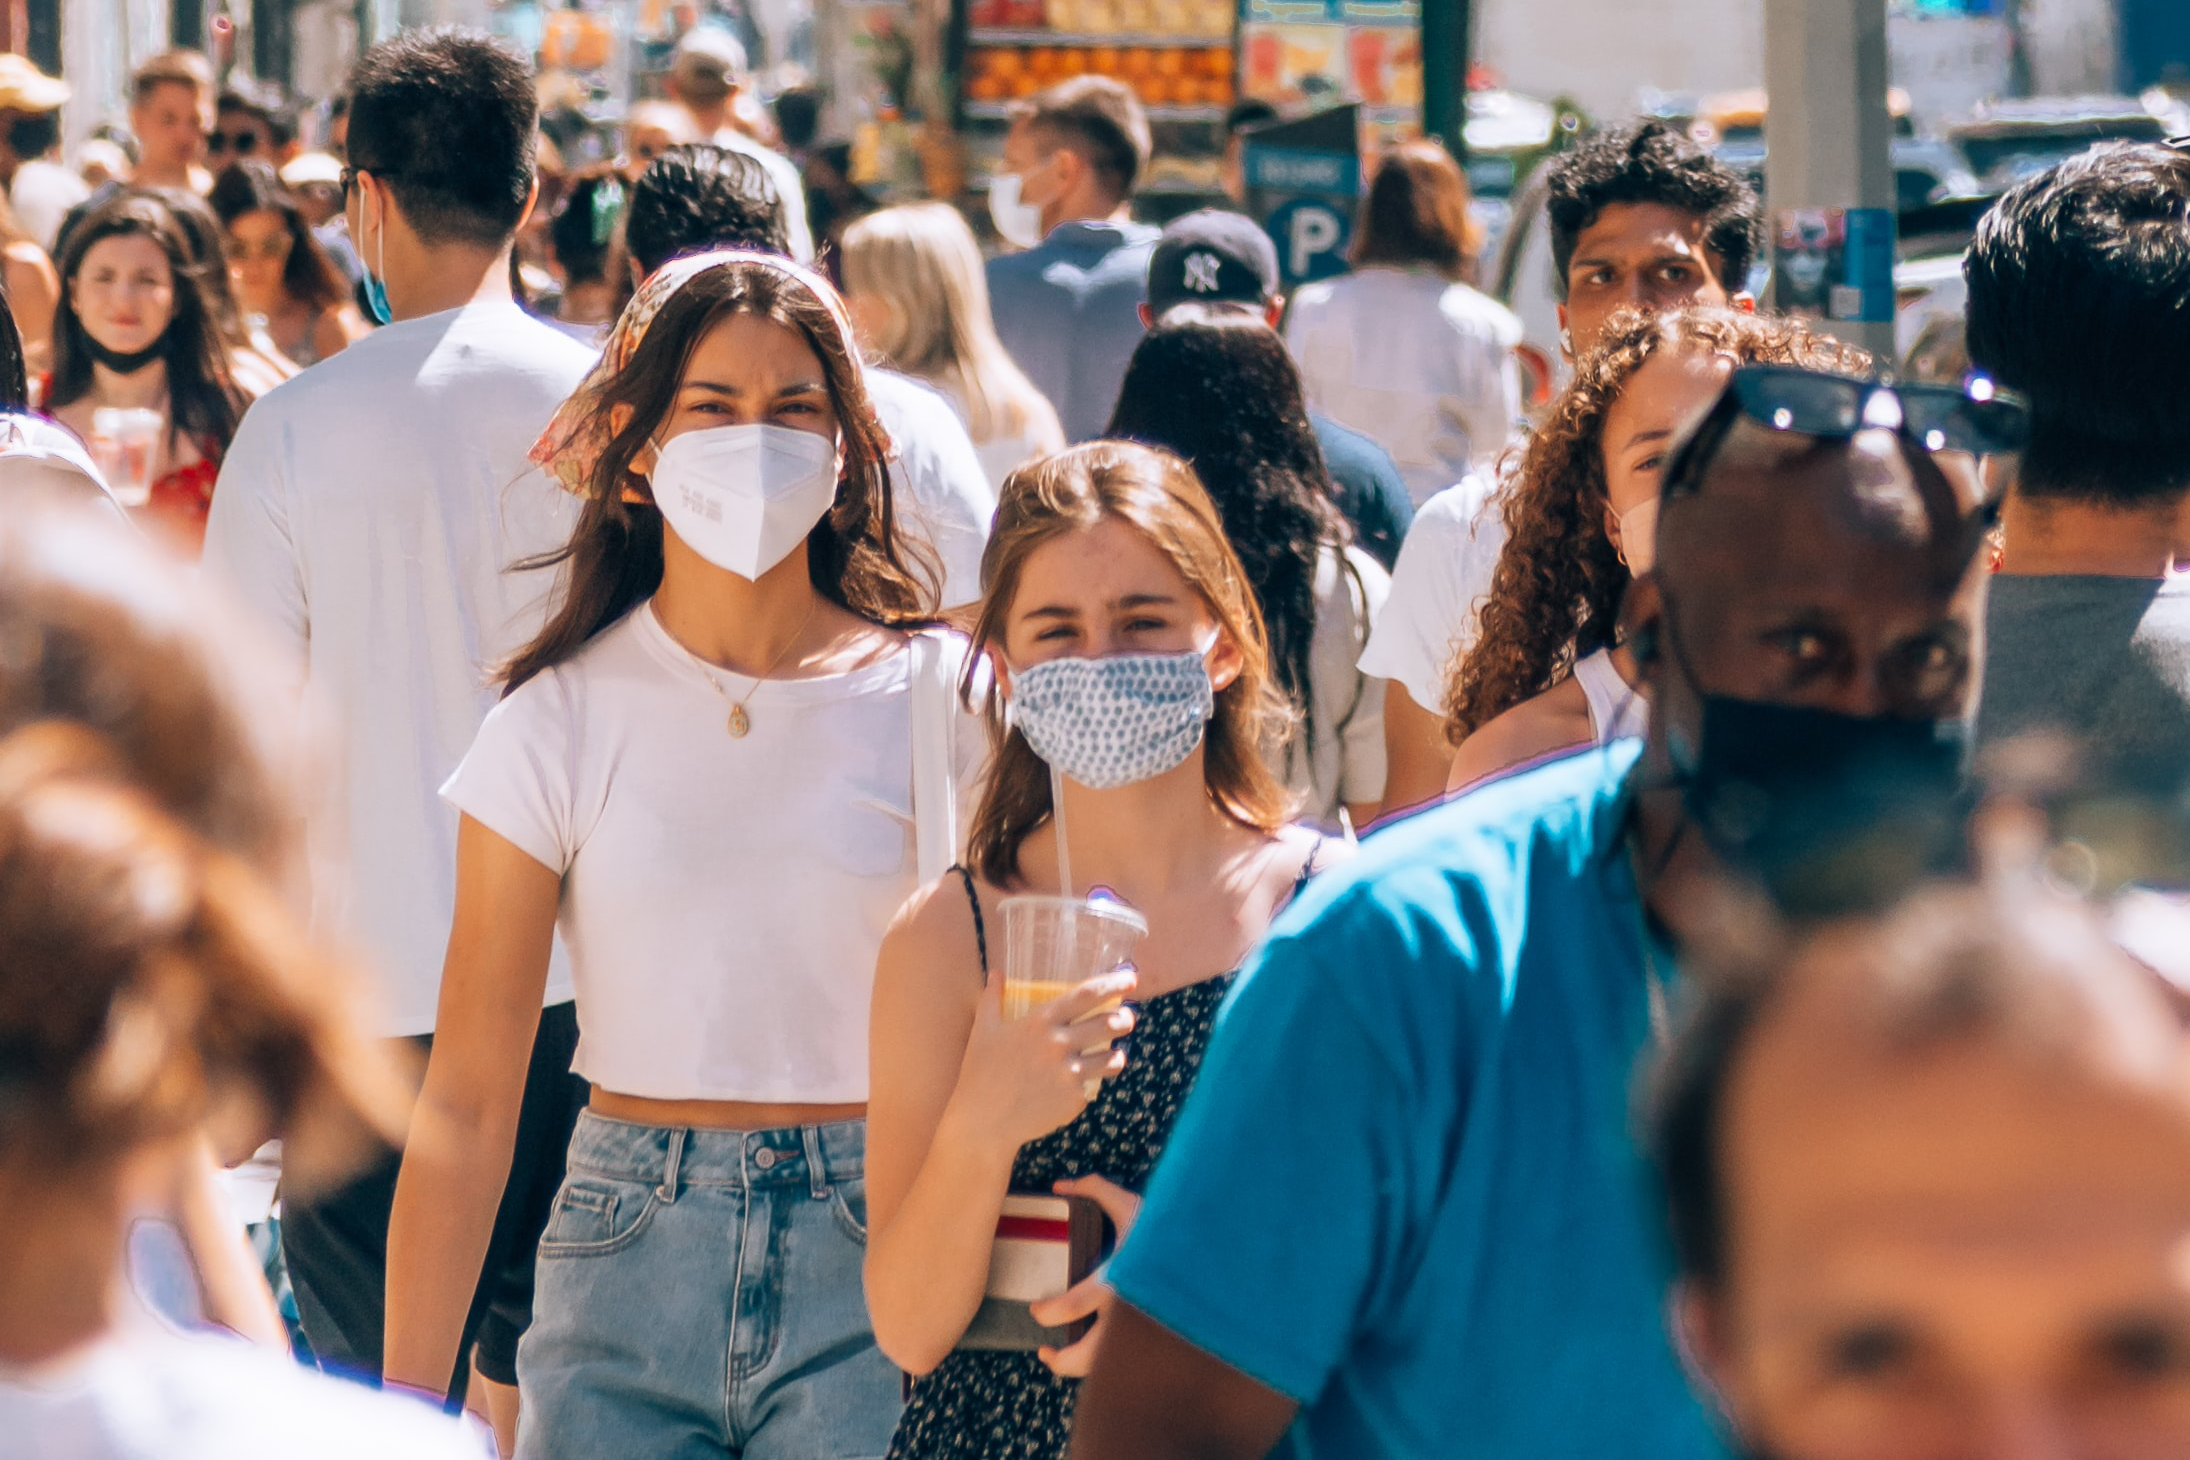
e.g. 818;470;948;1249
865;439;1348;1460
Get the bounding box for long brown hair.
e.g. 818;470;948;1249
1446;308;1871;745
505;257;940;691
1352;138;1483;279
964;442;1293;886
51;190;250;452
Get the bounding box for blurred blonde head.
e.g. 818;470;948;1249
840;201;1062;454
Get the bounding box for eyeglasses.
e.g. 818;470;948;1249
223;234;292;262
206;129;261;156
1663;364;2031;504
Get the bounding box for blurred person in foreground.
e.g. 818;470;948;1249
1070;360;2004;1460
624;142;998;609
985;77;1157;445
1656;880;2190;1460
1283;137;1521;507
208;159;368;368
661;27;813;261
1362;119;1763;816
202;28;598;1428
1445;309;1868;792
1137;208;1412;572
842;199;1065;490
1109;309;1389;833
0;503;483;1459
1965;143;2190;814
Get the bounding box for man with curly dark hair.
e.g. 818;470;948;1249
1546;119;1764;359
1362;118;1765;817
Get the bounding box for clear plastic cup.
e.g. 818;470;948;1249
997;894;1146;1021
90;406;162;508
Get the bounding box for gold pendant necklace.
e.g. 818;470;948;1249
681;597;817;739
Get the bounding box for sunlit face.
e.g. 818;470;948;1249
1700;959;2190;1460
652;309;843;457
998;515;1241;692
129;80;210;174
71;233;176;355
223;207;292;306
1600;345;1734;573
1562;202;1733;356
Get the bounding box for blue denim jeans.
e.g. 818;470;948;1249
515;1111;901;1459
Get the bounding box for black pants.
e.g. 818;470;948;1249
281;1000;586;1398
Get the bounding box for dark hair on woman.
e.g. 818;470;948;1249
51;190;248;453
624;143;788;278
1353;138;1481;279
151;186;259;353
1446;307;1870;746
1107;306;1351;760
548;164;627;288
966;442;1293;884
0;281;28;409
504;258;940;691
208;159;352;315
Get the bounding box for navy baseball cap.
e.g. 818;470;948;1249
1146;209;1279;318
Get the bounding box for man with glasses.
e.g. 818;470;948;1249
1965;143;2190;813
210;78;300;172
1070;364;2014;1460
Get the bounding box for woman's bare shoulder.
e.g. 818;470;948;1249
1447;677;1593;794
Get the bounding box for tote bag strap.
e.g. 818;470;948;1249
909;628;962;886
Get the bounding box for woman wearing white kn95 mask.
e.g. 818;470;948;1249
383;251;986;1459
864;441;1350;1460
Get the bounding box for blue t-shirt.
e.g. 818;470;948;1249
986;219;1159;445
1106;741;1723;1460
1309;411;1414;571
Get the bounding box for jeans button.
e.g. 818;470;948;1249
753;1147;777;1170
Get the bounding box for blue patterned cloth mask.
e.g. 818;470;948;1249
1008;648;1217;789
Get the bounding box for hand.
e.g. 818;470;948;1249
945;971;1137;1154
1029;1174;1141;1378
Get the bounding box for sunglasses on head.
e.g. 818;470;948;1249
1663;364;2031;504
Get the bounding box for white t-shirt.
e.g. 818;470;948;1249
1356;475;1508;711
442;607;983;1103
202;301;597;1035
711;128;815;264
12;158;88;253
868;368;998;609
1285;266;1524;506
1285;544;1391;827
0;1324;489;1460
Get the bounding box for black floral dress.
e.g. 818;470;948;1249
883;869;1272;1460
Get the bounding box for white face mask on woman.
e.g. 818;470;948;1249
648;423;839;581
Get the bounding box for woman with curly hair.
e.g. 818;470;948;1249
1444;308;1868;790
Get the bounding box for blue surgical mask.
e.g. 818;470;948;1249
1008;648;1216;790
362;194;391;326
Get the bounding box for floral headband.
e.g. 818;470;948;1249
528;249;861;494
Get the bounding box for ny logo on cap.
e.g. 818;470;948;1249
1183;251;1223;294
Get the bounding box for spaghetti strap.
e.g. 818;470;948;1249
951;863;990;983
1294;834;1327;896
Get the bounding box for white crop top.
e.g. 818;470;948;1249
443;605;980;1103
1573;647;1648;744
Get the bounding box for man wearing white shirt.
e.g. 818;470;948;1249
664;26;815;263
200;29;593;1416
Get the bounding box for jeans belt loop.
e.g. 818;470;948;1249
657;1126;686;1204
801;1124;830;1201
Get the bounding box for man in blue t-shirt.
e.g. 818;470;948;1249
1070;369;2000;1459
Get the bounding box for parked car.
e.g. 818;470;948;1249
1947;96;2171;192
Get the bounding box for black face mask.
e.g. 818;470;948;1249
1667;693;1972;919
81;334;165;375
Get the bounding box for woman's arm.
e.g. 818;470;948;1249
383;815;559;1397
864;878;1134;1375
169;1135;286;1347
4;245;57;376
1373;680;1451;824
313;304;370;359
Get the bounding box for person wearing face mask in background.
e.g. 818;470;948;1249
1360;120;1761;820
200;30;598;1440
984;77;1158;446
866;440;1337;1460
46;190;256;554
1068;362;2011;1460
1654;881;2190;1460
386;250;979;1458
1446;309;1867;792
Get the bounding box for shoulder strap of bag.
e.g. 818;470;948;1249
909;629;960;886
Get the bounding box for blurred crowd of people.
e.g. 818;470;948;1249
0;20;2187;1460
